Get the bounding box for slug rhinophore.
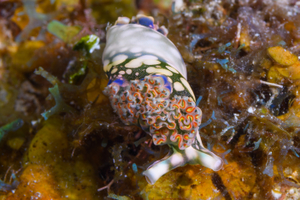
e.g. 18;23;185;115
102;15;223;185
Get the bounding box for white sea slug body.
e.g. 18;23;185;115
102;15;223;184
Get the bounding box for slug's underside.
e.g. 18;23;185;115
102;15;223;184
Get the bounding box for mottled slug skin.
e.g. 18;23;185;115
102;16;223;184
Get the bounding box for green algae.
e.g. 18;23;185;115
41;84;75;120
73;34;100;55
0;119;24;141
47;20;82;43
69;34;100;84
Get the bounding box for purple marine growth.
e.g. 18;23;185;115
102;15;223;184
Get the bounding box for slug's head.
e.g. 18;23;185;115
115;14;168;35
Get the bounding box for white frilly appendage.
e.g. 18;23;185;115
142;131;223;185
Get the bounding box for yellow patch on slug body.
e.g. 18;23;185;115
146;67;173;76
174;82;184;91
103;63;113;72
112;54;128;62
166;65;179;73
125;59;143;68
180;77;196;100
111;68;118;74
143;60;161;65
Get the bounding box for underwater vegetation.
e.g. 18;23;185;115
0;0;300;199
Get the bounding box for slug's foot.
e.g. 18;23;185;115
142;131;223;185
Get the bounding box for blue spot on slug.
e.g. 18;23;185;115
112;78;124;86
138;17;154;29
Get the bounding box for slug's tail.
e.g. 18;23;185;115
142;131;223;185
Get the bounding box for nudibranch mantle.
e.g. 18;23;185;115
102;15;223;185
102;23;187;79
